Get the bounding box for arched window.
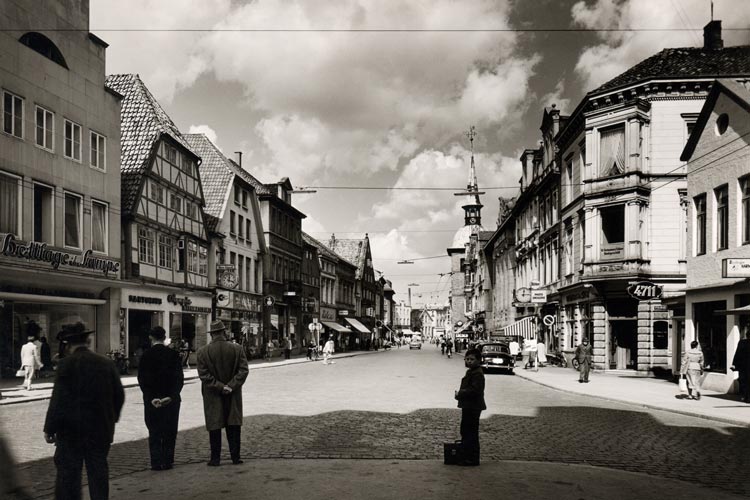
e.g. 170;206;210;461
19;32;68;69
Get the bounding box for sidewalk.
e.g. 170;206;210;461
514;364;750;426
0;349;381;406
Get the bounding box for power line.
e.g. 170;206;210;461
4;27;748;33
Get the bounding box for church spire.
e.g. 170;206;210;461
453;125;484;227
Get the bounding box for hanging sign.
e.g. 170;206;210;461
627;281;663;301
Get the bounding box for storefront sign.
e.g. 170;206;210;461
530;290;548;303
183;305;212;313
339;310;349;316
167;294;192;307
217;291;232;308
233;293;260;312
627;281;663;301
723;258;750;278
1;234;120;276
321;307;336;321
128;295;163;305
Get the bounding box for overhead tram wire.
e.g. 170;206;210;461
8;27;749;33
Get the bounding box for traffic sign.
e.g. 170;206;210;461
264;296;275;307
543;315;555;326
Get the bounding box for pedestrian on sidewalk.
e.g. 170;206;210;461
284;337;292;360
440;336;445;355
680;340;704;401
445;338;453;358
197;321;249;466
454;348;485;466
731;324;750;402
137;326;184;471
39;337;52;376
19;332;42;391
44;322;125;500
323;336;335;365
574;338;593;383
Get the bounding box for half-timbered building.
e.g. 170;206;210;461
106;74;212;363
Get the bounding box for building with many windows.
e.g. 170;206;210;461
681;78;750;391
105;74;212;364
0;0;122;376
184;133;266;354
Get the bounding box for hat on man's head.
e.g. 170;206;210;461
208;320;227;334
58;322;94;343
149;326;166;341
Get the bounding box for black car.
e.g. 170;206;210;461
478;342;515;374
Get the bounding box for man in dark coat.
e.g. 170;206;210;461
731;325;750;402
197;320;249;466
454;348;486;466
575;338;593;383
44;323;125;500
137;326;184;470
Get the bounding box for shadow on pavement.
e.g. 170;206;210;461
16;403;750;499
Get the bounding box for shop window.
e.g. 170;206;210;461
599;125;625;176
64;192;82;248
64;119;81;161
91;200;108;253
742;176;750;245
653;321;669;349
33;184;54;244
694;301;727;373
138;227;155;264
90;131;106;171
715;185;729;250
35;106;54;150
158;235;173;269
3;91;24;138
0;172;21;237
600;205;624;260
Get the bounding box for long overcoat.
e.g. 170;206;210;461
196;338;249;431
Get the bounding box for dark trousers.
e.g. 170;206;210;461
54;439;110;500
145;401;180;468
579;360;591;381
209;426;241;462
739;370;750;401
460;408;481;464
284;348;291;359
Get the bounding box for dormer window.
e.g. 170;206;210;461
19;32;68;69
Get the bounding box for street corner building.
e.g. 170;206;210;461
0;0;123;376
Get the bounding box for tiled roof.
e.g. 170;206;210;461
478;231;494;242
203;213;221;234
183;134;234;220
591;46;750;96
105;74;196;215
302;232;339;261
323;236;363;273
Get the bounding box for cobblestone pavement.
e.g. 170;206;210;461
4;346;750;498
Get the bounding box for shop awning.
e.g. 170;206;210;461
321;321;352;333
715;305;750;315
497;316;537;340
0;291;107;305
401;328;417;336
345;318;371;334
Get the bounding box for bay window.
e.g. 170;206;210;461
138;227;155;264
158;235;173;269
599;125;625;177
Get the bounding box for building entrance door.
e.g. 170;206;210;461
128;310;160;369
609;320;638;370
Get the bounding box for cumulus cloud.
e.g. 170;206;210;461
187;124;218;144
571;0;750;91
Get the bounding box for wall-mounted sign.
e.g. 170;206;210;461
234;293;260;312
530;290;548;303
217;291;232;308
338;310;349;316
627;281;663;301
128;295;162;305
723;258;750;278
1;234;120;276
321;307;336;321
167;294;192;308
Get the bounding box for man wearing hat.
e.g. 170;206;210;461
197;320;249;466
44;322;125;500
137;326;184;471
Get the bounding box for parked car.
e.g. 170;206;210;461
478;342;515;374
409;338;422;350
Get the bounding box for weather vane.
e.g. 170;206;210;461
465;125;477;155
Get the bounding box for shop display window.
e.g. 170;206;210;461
693;301;727;373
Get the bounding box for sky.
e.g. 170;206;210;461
90;0;750;306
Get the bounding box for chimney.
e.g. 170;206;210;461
703;20;723;50
329;233;336;249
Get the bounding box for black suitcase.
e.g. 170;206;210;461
443;440;464;465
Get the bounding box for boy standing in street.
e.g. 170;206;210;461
454;348;486;466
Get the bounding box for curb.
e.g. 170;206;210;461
514;370;749;427
0;349;382;406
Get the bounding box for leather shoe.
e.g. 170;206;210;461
232;459;244;465
206;460;220;467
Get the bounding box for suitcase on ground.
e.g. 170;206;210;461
443;440;464;465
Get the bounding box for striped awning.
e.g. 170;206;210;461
321;321;352;333
498;316;536;340
345;318;371;334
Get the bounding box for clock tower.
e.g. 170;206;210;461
461;126;483;227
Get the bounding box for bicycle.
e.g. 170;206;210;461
307;345;320;361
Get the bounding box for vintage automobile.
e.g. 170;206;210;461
409;338;422;350
478;342;515;374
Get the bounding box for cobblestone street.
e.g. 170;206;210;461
5;347;750;499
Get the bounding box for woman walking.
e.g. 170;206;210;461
680;340;704;400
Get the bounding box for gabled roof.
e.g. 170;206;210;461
681;79;750;162
183;134;234;221
590;46;750;97
105;74;199;215
324;235;368;277
302;232;340;261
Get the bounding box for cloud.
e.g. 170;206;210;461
571;0;750;91
540;81;571;115
187;124;218;144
